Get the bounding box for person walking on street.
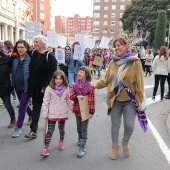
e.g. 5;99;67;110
70;66;95;158
25;35;57;139
95;37;144;160
40;70;72;156
152;46;170;101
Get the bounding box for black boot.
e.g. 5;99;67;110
77;139;87;158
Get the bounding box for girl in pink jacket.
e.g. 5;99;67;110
40;70;72;157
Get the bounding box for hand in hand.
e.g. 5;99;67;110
77;95;84;100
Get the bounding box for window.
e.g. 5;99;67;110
93;0;100;2
112;5;116;10
111;21;115;25
40;4;45;10
94;13;100;18
120;5;125;10
103;21;108;25
119;21;123;26
93;29;99;33
120;13;124;18
94;5;100;10
40;13;45;19
111;13;116;18
93;21;99;25
112;0;116;2
40;0;45;1
104;6;108;10
104;0;108;2
110;29;115;33
104;14;108;18
103;28;107;33
121;0;125;2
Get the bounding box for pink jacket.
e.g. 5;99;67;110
42;86;73;119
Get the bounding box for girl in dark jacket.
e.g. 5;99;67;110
0;45;16;128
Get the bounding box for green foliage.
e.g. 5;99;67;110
121;0;170;46
154;10;167;49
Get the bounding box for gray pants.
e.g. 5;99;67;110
76;117;89;139
110;100;136;145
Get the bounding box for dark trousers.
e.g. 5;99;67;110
76;117;89;139
30;99;43;133
140;59;145;72
15;90;32;129
145;65;151;76
167;73;170;93
153;75;167;98
1;93;15;120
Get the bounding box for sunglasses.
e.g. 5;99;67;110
65;48;70;50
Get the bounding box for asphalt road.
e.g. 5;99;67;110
0;73;170;170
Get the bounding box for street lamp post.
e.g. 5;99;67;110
167;8;170;49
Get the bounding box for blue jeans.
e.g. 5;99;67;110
97;66;102;77
68;72;78;92
1;93;15;120
110;100;136;145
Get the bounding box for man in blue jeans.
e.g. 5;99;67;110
67;41;85;92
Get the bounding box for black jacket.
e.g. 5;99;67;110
0;56;13;96
28;50;57;102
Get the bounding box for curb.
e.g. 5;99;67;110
167;112;170;136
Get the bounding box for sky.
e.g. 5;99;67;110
52;0;93;17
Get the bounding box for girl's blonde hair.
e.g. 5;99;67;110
78;66;91;82
49;70;68;89
159;46;169;60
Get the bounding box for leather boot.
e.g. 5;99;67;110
8;118;16;128
109;145;119;160
122;141;131;157
77;139;87;158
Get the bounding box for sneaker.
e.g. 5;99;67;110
152;96;155;100
97;76;100;80
59;141;64;150
25;131;37;139
40;148;49;156
12;127;21;138
0;103;4;106
26;117;32;125
160;97;163;101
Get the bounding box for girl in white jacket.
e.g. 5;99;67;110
152;46;170;100
40;70;72;156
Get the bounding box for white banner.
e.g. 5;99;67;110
55;48;65;63
75;34;85;45
47;31;57;47
99;36;110;48
73;45;85;60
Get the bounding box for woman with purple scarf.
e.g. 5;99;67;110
95;37;144;160
40;70;72;157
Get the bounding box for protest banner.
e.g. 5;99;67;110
55;48;65;63
99;36;110;48
93;56;104;66
47;31;57;47
75;34;85;45
73;45;85;60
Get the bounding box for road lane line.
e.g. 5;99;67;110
146;96;170;164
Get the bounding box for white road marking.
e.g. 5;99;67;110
146;96;170;164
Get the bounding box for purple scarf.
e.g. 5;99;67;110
75;80;91;95
113;52;132;62
54;84;65;97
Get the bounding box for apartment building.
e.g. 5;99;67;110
67;14;93;38
55;16;67;34
26;0;51;35
0;0;29;43
93;0;131;40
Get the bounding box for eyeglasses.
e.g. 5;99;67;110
17;46;25;49
65;48;70;50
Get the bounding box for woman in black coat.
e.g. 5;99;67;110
0;47;16;128
25;35;57;139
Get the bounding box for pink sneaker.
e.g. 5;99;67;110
40;148;49;156
59;141;64;150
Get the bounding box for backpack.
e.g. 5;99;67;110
31;49;50;61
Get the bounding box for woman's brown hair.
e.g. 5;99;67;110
78;66;91;82
49;70;68;89
13;39;30;53
113;37;129;49
159;46;169;60
4;40;13;50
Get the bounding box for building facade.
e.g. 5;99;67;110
55;16;67;34
93;0;131;40
0;0;29;44
67;14;93;38
25;0;51;35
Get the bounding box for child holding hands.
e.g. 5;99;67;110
70;66;95;158
40;70;72;156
